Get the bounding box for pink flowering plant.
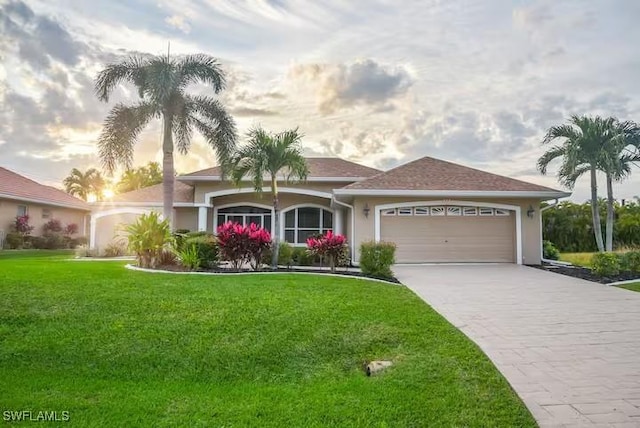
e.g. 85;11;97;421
216;222;272;271
306;231;348;272
14;215;34;236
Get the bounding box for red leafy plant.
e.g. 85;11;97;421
216;222;272;271
306;231;348;272
14;215;34;236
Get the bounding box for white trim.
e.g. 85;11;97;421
607;279;640;287
178;176;369;182
202;187;332;204
280;203;334;245
91;202;194;208
90;207;157;249
212;202;275;235
0;193;89;211
197;206;208;232
332;197;356;263
334;189;571;199
373;200;523;265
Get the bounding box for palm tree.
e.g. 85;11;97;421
116;162;163;193
230;127;309;268
600;119;640;251
63;168;105;201
537;115;613;252
95;53;237;225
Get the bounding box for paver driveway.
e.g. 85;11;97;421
395;264;640;427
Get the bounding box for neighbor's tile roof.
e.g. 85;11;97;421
0;166;89;210
342;156;561;192
110;181;194;203
181;157;380;179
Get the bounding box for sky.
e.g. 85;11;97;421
1;0;639;202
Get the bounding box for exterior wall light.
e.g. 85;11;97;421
527;205;535;218
363;203;370;218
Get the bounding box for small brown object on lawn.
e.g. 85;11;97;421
365;360;393;376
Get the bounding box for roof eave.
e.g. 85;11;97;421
332;189;572;200
90;201;195;208
177;176;370;182
0;193;90;211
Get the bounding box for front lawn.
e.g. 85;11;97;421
0;252;534;426
617;282;640;293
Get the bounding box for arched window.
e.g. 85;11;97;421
216;206;272;231
283;206;333;244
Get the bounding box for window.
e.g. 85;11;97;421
463;207;478;216
414;207;429;216
446;206;461;216
495;209;510;216
42;209;52;219
382;208;396;216
479;207;494;216
430;206;445;216
284;207;333;244
16;205;27;217
397;207;413;216
216;206;272;231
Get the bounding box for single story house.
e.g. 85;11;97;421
0;166;90;247
90;156;569;265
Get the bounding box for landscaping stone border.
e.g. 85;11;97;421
124;264;402;285
533;263;640;285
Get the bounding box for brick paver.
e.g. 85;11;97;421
395;264;640;427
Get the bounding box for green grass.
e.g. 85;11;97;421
0;252;535;427
559;252;594;267
617;282;640;292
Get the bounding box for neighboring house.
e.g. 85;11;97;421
0;167;90;247
90;156;569;265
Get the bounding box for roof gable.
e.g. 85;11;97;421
110;181;194;203
341;156;563;193
0;167;89;210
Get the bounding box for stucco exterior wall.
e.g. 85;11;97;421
0;198;88;238
174;207;197;232
349;196;542;265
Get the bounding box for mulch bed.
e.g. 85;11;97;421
154;264;402;284
531;263;640;284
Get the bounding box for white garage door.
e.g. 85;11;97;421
380;205;516;263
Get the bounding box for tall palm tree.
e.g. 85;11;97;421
600;119;640;251
116;162;163;193
230;127;309;268
537;115;613;252
63;168;105;201
95;53;237;225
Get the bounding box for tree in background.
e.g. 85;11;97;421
538;115;618;252
116;162;163;193
95;53;237;226
230;127;309;268
63;168;105;201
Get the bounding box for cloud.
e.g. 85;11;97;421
289;59;413;115
230;107;278;117
165;14;191;34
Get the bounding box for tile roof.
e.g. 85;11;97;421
110;181;194;203
181;157;380;179
341;156;562;193
0;166;89;210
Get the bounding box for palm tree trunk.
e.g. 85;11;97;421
271;177;279;269
605;173;615;252
162;113;175;228
590;166;605;252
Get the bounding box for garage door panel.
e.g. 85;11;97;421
381;212;515;263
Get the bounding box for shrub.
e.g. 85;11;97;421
104;240;127;257
591;252;621;277
175;229;190;234
262;242;294;267
4;232;24;249
306;231;348;273
13;215;34;236
292;247;314;266
176;243;200;270
157;249;178;266
75;244;97;258
184;234;218;268
543;240;560;261
70;236;88;248
43;219;63;234
29;236;47;249
359;241;396;279
620;251;640;273
216;222;272;271
64;223;79;236
125;212;172;268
